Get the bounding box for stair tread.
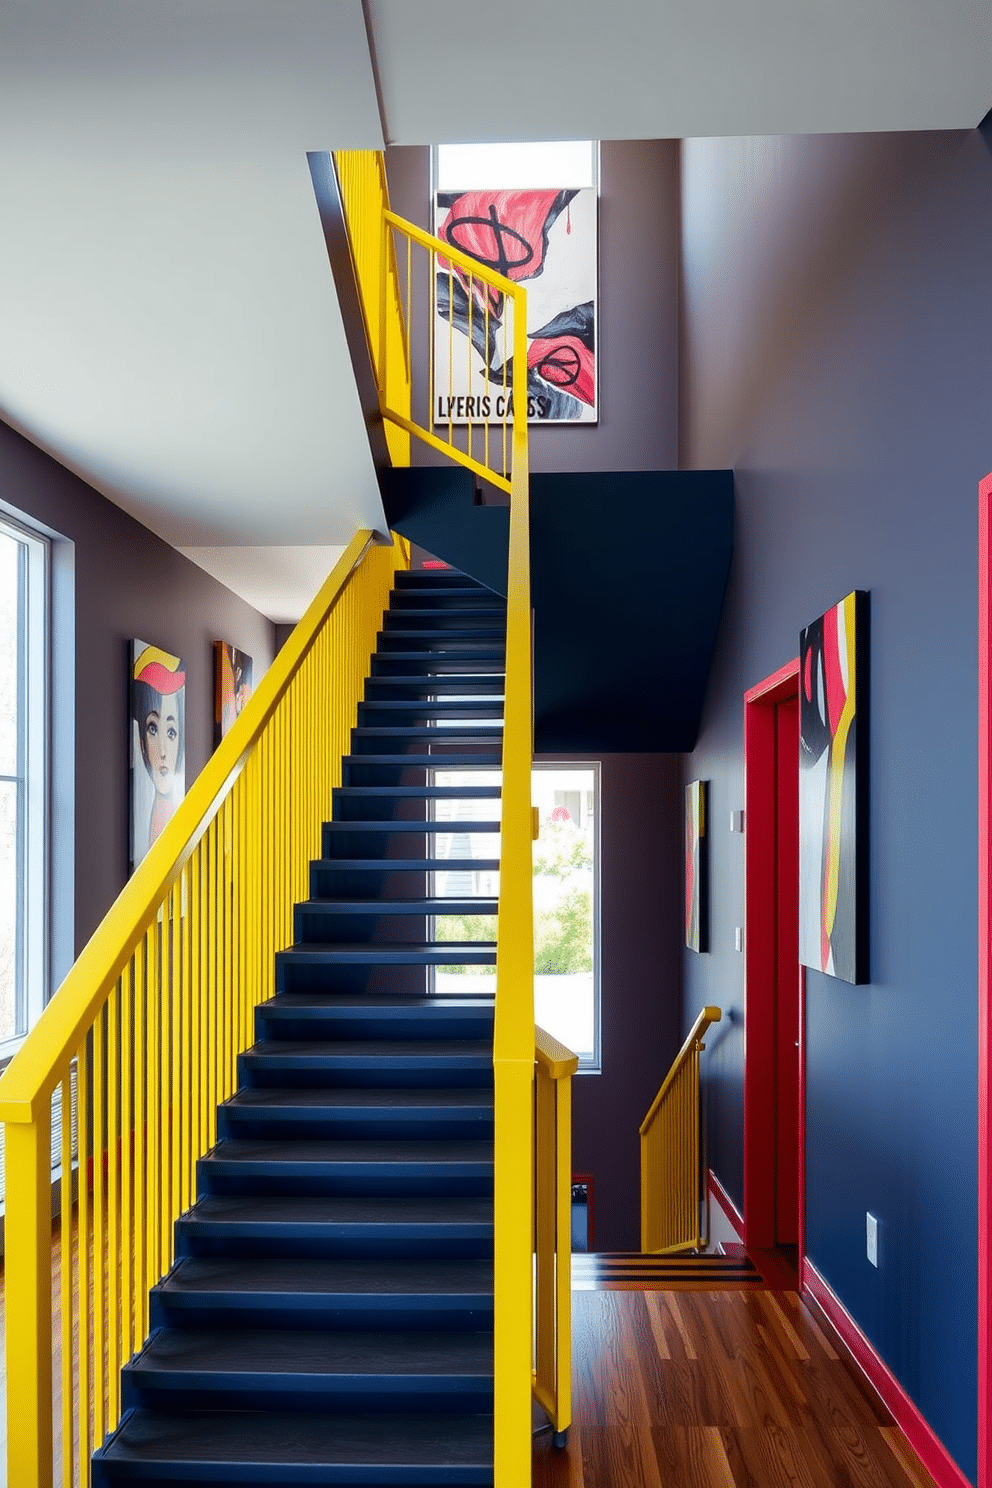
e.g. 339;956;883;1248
204;1138;493;1165
342;755;503;766
333;786;501;798
323;820;501;831
182;1194;493;1225
309;859;500;872
130;1327;493;1376
160;1255;494;1297
98;1407;493;1467
298;899;497;915
224;1087;494;1111
258;993;495;1011
243;1039;494;1059
272;944;496;965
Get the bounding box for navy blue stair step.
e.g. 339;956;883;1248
121;1326;494;1413
395;569;493;589
293;901;496;945
239;1037;493;1075
331;787;500;824
390;590;505;609
364;677;505;698
309;860;499;897
255;991;495;1023
150;1255;494;1331
273;943;495;970
321;822;500;863
341;756;502;787
383;607;505;625
375;634;505;654
196;1141;491;1200
92;1407;494;1485
174;1194;494;1260
357;703;504;725
349;727;503;752
371;654;504;675
217;1086;494;1142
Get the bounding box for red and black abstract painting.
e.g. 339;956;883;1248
433;187;597;424
685;780;709;953
799;590;870;984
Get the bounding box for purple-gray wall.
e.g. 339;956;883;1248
0;418;275;966
384;141;680;474
680;128;992;1480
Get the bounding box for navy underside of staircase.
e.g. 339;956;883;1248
93;568;504;1487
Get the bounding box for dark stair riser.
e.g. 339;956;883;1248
254;998;495;1042
292;902;495;945
331;786;500;822
321;821;500;860
364;677;505;700
237;1045;494;1092
310;861;499;898
370;654;504;677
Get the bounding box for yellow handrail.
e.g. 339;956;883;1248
534;1028;577;1440
639;1005;722;1254
0;529;405;1487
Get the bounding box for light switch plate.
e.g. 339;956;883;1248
730;810;745;833
866;1212;879;1267
734;927;744;952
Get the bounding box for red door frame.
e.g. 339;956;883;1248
743;658;805;1264
979;471;992;1488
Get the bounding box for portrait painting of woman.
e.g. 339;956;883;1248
130;641;186;869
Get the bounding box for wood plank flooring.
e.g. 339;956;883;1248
534;1286;941;1488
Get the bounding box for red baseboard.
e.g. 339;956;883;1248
802;1260;972;1488
707;1169;744;1240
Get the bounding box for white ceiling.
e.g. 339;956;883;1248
368;0;992;143
0;0;989;620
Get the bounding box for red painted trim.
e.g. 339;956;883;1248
743;658;801;1249
707;1168;744;1239
744;657;801;705
797;964;807;1275
803;1259;972;1488
980;471;992;1488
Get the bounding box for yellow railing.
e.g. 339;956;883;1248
333;150;411;468
335;149;524;497
534;1028;578;1441
0;530;405;1487
333;149;568;1485
639;1005;722;1254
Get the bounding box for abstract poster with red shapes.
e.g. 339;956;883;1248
799;590;870;984
685;780;708;952
433;186;597;424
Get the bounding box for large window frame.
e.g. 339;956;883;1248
0;509;50;1059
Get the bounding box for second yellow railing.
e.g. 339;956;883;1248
640;1005;722;1254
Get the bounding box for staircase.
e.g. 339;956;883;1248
93;568;506;1486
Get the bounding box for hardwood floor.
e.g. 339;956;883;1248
534;1286;941;1488
0;1237;945;1488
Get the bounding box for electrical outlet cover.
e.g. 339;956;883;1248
866;1212;879;1267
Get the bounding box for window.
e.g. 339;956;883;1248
431;763;601;1072
0;511;49;1054
435;140;598;192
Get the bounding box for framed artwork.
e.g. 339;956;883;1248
799;590;870;983
214;641;253;745
130;641;186;870
685;780;709;952
432;187;598;425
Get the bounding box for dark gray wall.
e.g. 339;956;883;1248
0;419;276;962
679;128;992;1481
385;141;680;475
537;752;683;1252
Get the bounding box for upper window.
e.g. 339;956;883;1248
435;140;598;192
0;512;49;1053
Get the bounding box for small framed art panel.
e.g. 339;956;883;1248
798;589;870;984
